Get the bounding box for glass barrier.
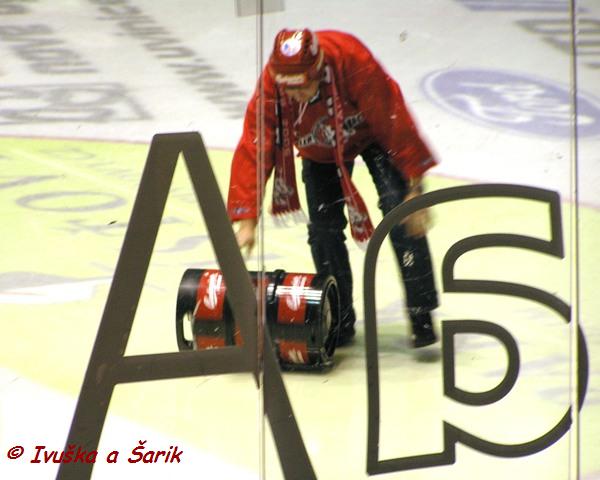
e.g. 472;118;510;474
253;0;594;479
575;0;600;478
0;2;262;479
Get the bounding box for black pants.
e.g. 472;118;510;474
301;143;438;331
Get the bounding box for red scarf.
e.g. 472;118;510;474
271;65;374;247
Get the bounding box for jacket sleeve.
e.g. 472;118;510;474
227;73;277;222
341;36;437;179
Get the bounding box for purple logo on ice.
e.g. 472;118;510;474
422;68;600;137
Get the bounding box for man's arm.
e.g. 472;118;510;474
227;73;278;253
340;34;437;180
339;35;436;236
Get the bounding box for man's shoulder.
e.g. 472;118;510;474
315;30;368;52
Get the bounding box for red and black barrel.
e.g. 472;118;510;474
176;268;340;371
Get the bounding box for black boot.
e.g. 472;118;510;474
410;311;437;348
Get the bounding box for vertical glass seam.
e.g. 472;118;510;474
256;1;266;479
568;0;581;478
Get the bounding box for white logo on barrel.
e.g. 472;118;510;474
286;275;307;312
203;272;222;310
287;348;305;364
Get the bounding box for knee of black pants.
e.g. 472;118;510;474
377;191;405;217
307;222;349;272
307;223;351;282
361;143;409;215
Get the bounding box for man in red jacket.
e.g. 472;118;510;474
227;28;439;348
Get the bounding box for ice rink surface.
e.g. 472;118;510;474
0;1;599;479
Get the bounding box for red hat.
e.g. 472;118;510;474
268;29;324;87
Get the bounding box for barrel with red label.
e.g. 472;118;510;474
176;268;340;371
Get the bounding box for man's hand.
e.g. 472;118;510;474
402;178;432;238
235;218;258;257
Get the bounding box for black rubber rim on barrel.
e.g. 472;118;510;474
175;268;204;351
308;273;340;363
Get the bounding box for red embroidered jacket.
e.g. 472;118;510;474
227;30;437;221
